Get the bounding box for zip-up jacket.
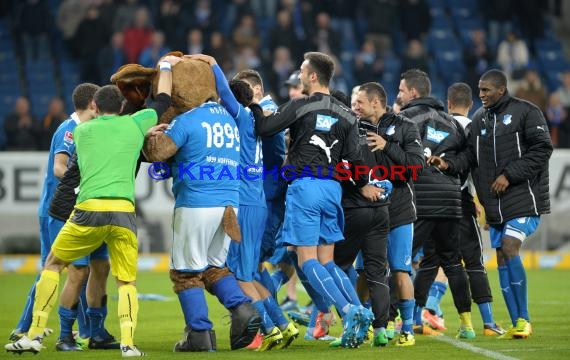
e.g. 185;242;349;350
447;93;552;224
400;97;467;219
253;93;368;188
357;111;425;227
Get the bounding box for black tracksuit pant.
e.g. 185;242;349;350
412;218;472;314
334;206;390;329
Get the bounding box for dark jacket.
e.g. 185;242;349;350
357;111;425;227
253;93;367;188
448;93;553;224
400;97;467;219
49;152;79;221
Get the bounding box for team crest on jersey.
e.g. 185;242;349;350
481;128;487;136
503;114;512;125
64;131;73;144
315;114;338;132
426;126;449;143
386;125;396;135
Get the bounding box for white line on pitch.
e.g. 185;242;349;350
433;335;520;360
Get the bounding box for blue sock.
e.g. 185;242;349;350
413;304;423;326
270;269;289;295
323;261;361;306
86;307;107;339
263;296;289;328
477;302;495;326
211;275;250;309
506;256;529;321
177;288;212;330
290;252;330;313
425;281;446;314
302;259;350;314
498;265;518;326
58;306;77;340
253;300;276;334
345;265;358;288
306;305;318;336
258;269;276;298
77;282;90;338
15;274;40;333
399;299;415;334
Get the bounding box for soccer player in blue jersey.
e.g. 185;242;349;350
252;52;378;348
188;54;299;351
144;69;261;351
6;83;115;351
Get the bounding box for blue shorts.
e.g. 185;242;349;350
260;197;285;262
227;205;268;281
281;178;344;247
48;216;109;267
489;216;540;249
387;223;413;273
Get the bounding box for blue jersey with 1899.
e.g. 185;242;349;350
38;114;80;217
165;102;240;208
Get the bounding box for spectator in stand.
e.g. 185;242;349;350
515;69;548;114
4;97;40;151
546;92;567;147
112;0;141;33
234;46;262;74
354;40;383;85
496;31;529;83
139;30;170;68
401;39;429;74
205;31;233;74
13;0;53;61
361;0;399;57
97;32;128;85
97;0;118;33
188;0;215;34
266;46;296;104
157;0;186;50
311;12;341;57
515;0;545;53
482;0;514;50
73;4;110;83
185;28;204;55
233;13;261;51
269;9;306;62
123;6;153;63
400;0;431;41
464;29;494;93
40;98;67;151
57;0;89;56
556;71;570;108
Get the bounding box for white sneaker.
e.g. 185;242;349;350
5;335;43;354
121;344;145;357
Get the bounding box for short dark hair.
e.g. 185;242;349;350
480;69;507;88
400;69;431;97
233;69;263;92
447;82;473;108
94;85;123;114
229;79;253;107
304;52;335;87
359;82;387;107
330;89;350;107
72;83;100;111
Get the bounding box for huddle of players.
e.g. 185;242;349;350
5;50;551;355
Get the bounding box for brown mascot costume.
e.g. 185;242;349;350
110;52;259;352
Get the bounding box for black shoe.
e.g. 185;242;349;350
55;335;83;351
173;328;216;352
229;302;262;350
88;329;120;350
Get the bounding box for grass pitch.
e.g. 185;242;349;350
1;269;569;359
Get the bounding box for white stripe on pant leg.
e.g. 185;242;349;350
433;335;519;360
